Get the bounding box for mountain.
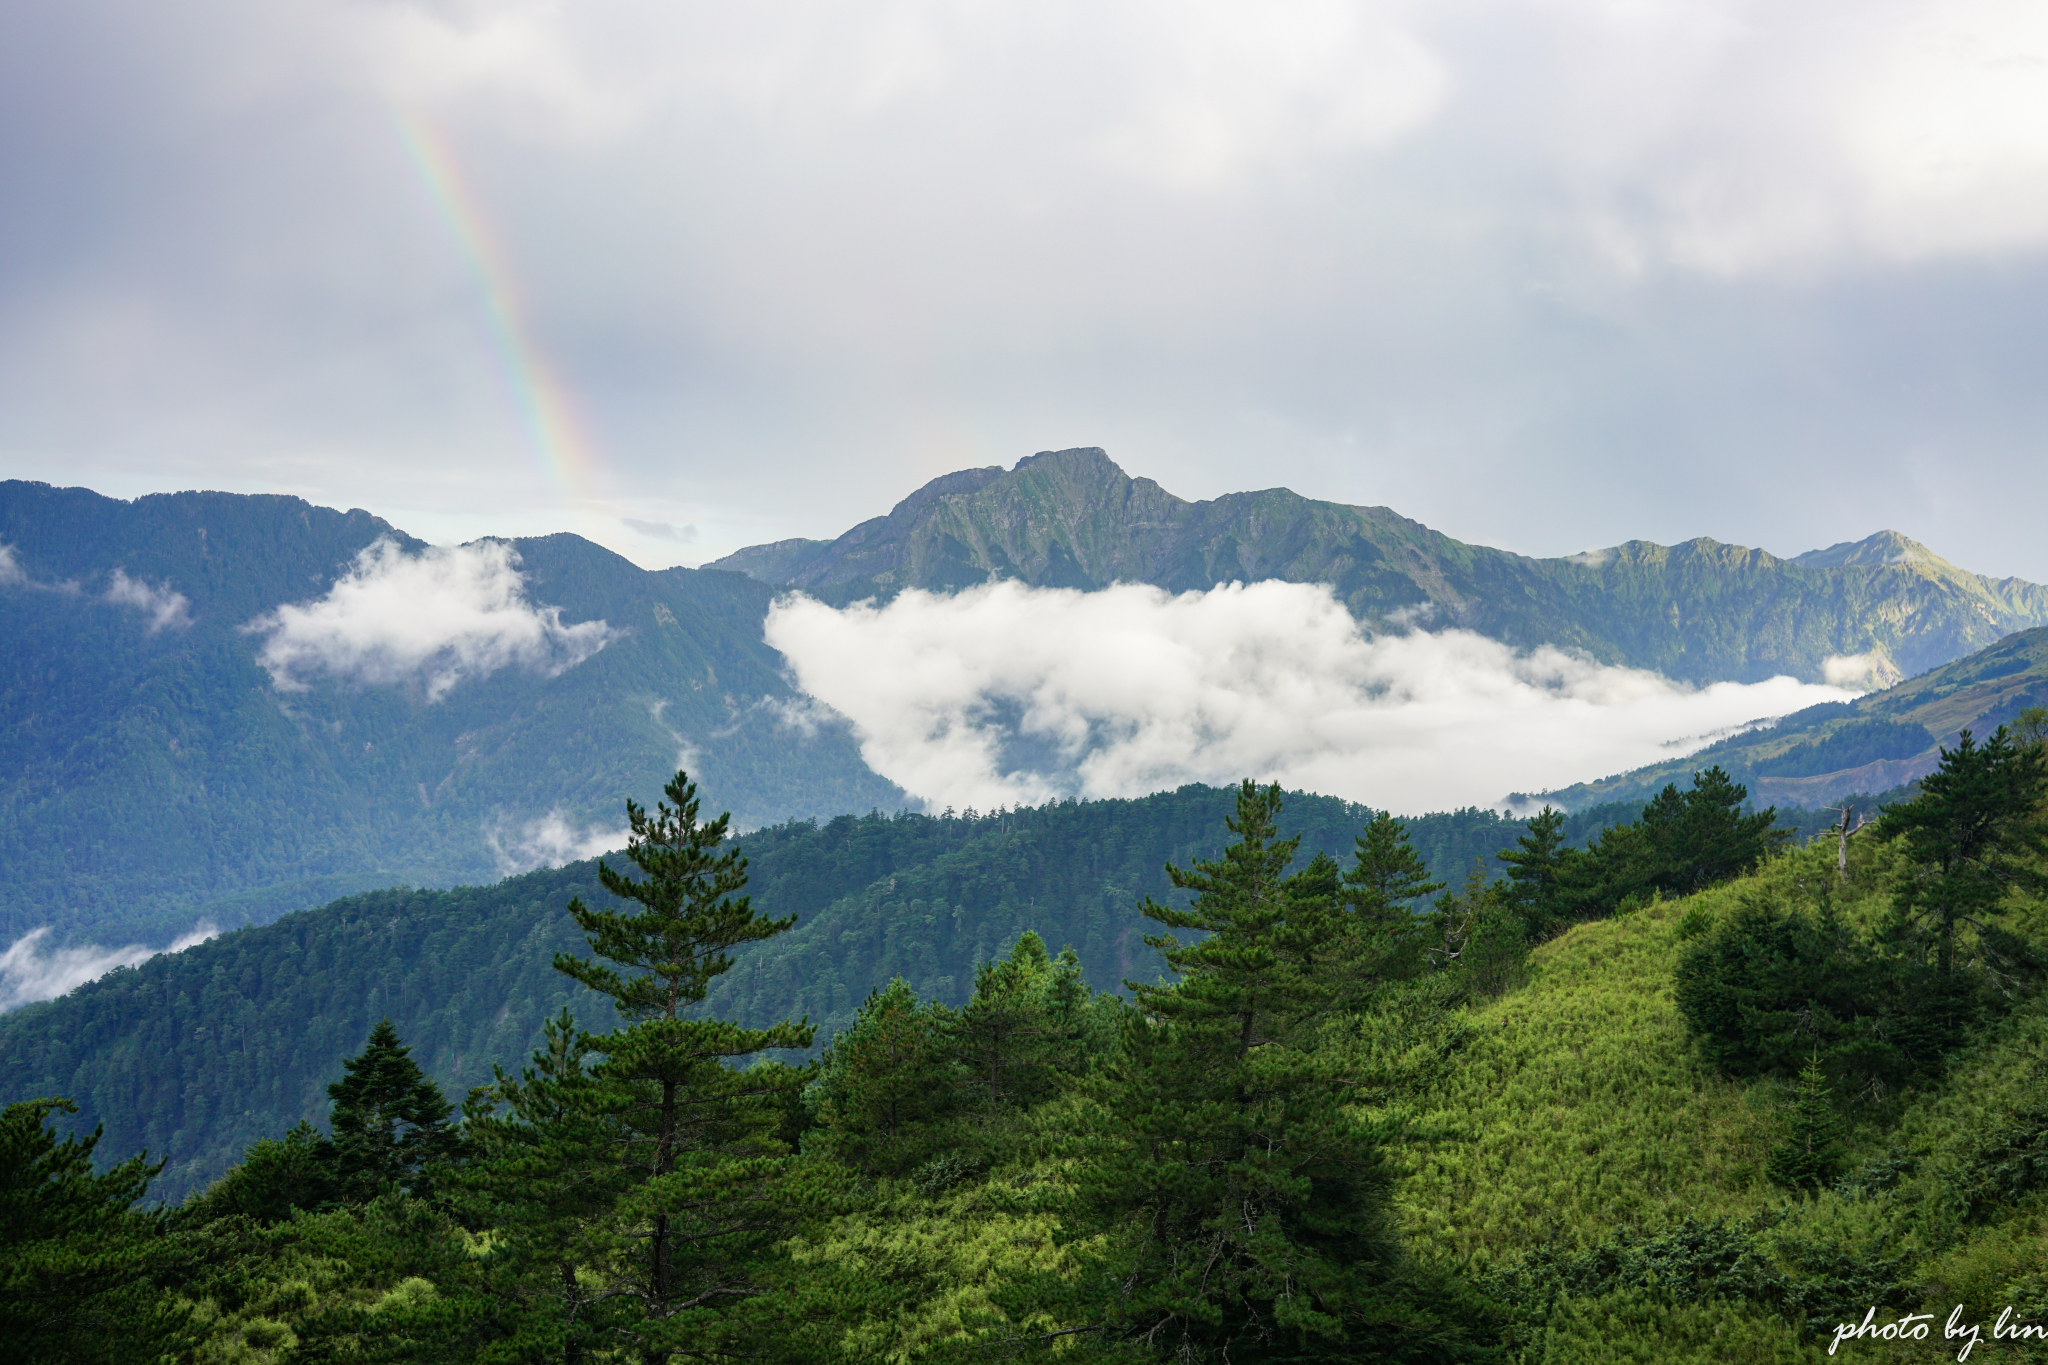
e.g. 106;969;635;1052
1528;624;2048;810
0;481;901;945
708;447;2048;686
0;785;1605;1202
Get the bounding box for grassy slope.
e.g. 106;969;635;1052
1390;839;2048;1362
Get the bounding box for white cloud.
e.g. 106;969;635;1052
1822;651;1899;689
246;538;616;701
764;580;1858;814
0;922;216;1012
0;544;23;586
483;808;623;876
104;568;194;632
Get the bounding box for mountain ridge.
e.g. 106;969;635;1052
1527;623;2048;810
709;447;2048;686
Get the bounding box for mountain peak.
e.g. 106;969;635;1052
1790;530;1942;570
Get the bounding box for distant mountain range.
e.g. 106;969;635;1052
711;447;2048;687
6;452;2046;948
0;482;900;944
1529;624;2048;811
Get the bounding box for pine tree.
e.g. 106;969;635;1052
954;931;1104;1114
1343;810;1446;926
327;1019;461;1201
1064;781;1420;1362
544;769;816;1360
1767;1053;1844;1189
1497;805;1569;936
1881;727;2048;979
0;1099;196;1363
805;978;961;1177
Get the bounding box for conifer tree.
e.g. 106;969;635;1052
954;931;1102;1113
327;1019;461;1201
806;978;961;1176
1881;727;2048;979
1767;1052;1844;1189
465;771;817;1362
0;1099;195;1363
1497;805;1569;935
1065;781;1420;1361
1344;810;1446;924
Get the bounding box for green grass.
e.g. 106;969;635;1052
1382;838;2048;1362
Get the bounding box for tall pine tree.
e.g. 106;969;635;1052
463;771;817;1362
1062;781;1437;1362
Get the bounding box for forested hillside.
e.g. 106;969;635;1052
0;481;900;944
709;447;2048;685
1;784;1603;1201
10;731;2046;1363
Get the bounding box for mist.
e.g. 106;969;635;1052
765;580;1857;814
0;922;217;1012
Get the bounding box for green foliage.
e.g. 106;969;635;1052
1767;1054;1846;1190
1498;806;1568;937
1673;893;1949;1094
1343;810;1448;922
0;1097;195;1364
1879;726;2048;979
1;785;1588;1202
326;1020;462;1202
1553;767;1782;922
460;770;817;1360
807;978;964;1177
182;1122;340;1226
1059;782;1463;1362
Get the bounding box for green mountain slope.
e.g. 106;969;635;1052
0;482;902;944
709;447;2048;686
1532;624;2048;811
0;785;1618;1203
1390;840;2048;1362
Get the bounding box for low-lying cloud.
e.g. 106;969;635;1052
0;922;216;1012
765;580;1859;815
0;544;23;586
483;808;625;877
247;538;617;702
104;568;194;633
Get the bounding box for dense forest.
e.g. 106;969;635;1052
1;784;1644;1202
10;714;2048;1362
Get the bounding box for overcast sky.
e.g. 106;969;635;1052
4;0;2047;579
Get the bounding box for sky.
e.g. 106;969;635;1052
4;0;2048;579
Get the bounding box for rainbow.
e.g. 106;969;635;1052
393;110;601;501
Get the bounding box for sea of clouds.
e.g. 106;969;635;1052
766;579;1860;815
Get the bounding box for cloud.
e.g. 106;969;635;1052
103;567;194;632
9;0;2048;589
246;538;617;701
623;518;698;544
483;808;623;877
764;580;1859;815
0;543;23;586
0;922;216;1012
1822;651;1900;689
